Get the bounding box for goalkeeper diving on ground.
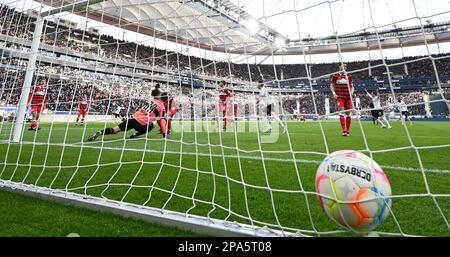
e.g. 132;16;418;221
87;92;169;141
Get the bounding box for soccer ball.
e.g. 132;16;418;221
315;150;392;231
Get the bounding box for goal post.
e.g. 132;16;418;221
11;14;44;143
11;0;107;143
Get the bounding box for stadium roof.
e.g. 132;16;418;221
41;0;289;55
40;0;450;56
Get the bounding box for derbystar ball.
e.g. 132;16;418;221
315;150;392;231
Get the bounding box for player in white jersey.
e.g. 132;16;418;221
387;96;396;121
366;89;391;129
257;81;287;133
399;97;412;126
113;105;125;124
292;109;299;121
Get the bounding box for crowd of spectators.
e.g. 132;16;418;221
2;65;449;119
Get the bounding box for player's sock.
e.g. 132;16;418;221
345;116;351;133
264;117;272;132
30;120;36;129
101;128;114;135
378;118;385;127
168;119;172;132
277;117;288;133
223;112;227;130
274;116;285;128
339;115;346;133
382;117;391;128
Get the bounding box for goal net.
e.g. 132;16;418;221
0;0;449;236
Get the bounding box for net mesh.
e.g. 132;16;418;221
0;0;449;236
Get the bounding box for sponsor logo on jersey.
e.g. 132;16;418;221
336;78;349;85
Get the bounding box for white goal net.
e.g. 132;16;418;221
0;0;449;236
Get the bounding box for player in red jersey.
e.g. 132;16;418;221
330;64;354;136
76;96;88;125
300;108;307;123
27;78;48;131
218;80;232;131
87;93;168;141
158;93;178;135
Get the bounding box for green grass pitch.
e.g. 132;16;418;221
0;120;449;236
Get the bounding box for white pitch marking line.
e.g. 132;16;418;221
6;140;450;174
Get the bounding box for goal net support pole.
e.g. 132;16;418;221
11;0;106;143
11;15;44;143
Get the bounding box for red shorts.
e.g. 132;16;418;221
31;105;43;114
78;109;87;116
219;102;227;113
336;98;352;109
